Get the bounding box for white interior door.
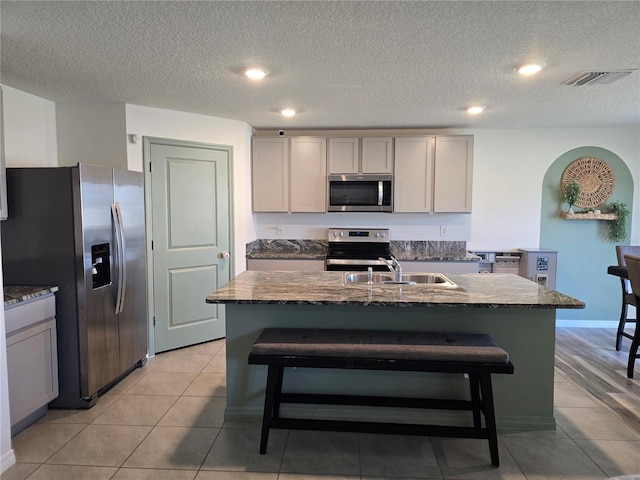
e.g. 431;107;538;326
148;141;231;353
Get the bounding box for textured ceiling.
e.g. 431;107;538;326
1;1;639;129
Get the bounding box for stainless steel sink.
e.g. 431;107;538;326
397;273;456;286
343;272;457;287
343;272;394;284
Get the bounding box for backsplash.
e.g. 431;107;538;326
246;239;328;258
390;240;467;260
246;239;469;261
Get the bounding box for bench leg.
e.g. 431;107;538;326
273;365;284;418
259;365;282;454
468;373;482;428
479;373;500;467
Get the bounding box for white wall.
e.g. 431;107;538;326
2;86;57;167
56;103;128;169
469;127;640;251
125;104;255;275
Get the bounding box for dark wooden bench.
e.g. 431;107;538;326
248;327;514;467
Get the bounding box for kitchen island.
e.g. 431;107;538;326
206;271;584;430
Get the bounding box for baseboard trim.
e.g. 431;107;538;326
0;449;16;475
556;320;618;328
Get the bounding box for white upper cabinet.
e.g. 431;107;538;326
252;138;289;212
252;133;472;215
252;137;327;213
328;137;393;174
394;135;473;213
361;137;393;173
434;136;473;212
290;137;327;212
328;138;359;174
394;136;435;212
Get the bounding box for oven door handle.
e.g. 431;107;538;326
326;258;388;266
378;180;383;206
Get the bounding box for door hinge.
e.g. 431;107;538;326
153;316;156;326
151;240;154;250
149;162;152;173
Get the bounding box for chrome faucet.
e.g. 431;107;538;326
379;255;403;282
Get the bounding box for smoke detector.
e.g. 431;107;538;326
562;70;634;86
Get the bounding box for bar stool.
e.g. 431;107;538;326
615;246;640;351
622;254;640;378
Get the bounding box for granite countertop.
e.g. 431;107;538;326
4;286;59;308
206;271;584;309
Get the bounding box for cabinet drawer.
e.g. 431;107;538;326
5;294;56;335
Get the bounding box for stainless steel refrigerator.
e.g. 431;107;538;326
1;163;148;409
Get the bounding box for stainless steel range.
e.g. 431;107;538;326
326;227;393;271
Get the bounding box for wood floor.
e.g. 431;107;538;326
555;327;640;434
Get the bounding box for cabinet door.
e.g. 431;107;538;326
434;136;473;212
362;137;393;173
252;138;289;212
7;318;59;427
247;259;326;271
394;137;434;212
328;137;359;173
290;137;327;212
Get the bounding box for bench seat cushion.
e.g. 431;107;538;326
251;328;509;364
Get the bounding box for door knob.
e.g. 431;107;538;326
220;251;230;259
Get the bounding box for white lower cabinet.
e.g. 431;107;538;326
247;259;326;271
401;260;479;274
5;294;59;435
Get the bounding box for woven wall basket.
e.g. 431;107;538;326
561;157;615;208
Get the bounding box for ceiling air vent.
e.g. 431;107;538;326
562;70;634;86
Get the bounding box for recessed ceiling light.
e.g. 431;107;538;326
516;63;544;75
245;68;268;80
281;108;296;117
467;106;484;115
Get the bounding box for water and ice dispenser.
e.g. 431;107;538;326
518;248;557;289
91;243;111;289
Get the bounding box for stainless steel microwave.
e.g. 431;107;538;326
327;174;393;212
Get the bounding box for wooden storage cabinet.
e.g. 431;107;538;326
328;137;393;174
290;137;327;212
394;135;473;213
361;137;393;173
252;137;327;213
252;138;289;212
394;136;435;212
434;136;473;212
328;137;359;173
5;294;59;435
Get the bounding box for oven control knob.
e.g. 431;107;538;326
340;232;344;237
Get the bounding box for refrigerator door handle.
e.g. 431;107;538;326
111;202;126;314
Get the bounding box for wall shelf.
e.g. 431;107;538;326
560;212;618;220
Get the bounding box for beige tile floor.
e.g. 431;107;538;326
2;334;639;480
